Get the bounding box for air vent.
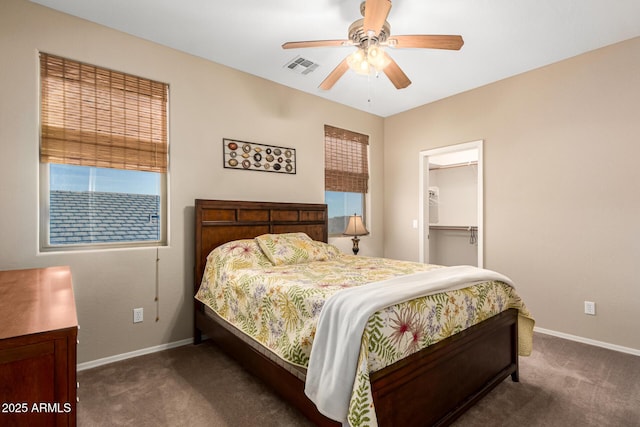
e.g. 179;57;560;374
284;56;319;75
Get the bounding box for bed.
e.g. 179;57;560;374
193;199;533;426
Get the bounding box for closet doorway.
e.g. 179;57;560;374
419;141;483;267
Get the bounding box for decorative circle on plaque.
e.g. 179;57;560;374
242;144;251;153
273;148;282;156
273;164;282;171
228;142;238;150
253;153;262;162
284;150;292;158
285;164;293;172
228;159;238;167
242;160;251;169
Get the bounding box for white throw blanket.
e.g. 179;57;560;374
304;265;515;424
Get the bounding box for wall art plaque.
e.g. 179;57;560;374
223;138;296;174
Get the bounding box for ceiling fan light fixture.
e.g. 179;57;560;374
347;45;390;76
367;45;390;70
346;48;368;75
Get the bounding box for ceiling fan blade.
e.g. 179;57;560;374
387;35;464;50
282;40;352;49
382;52;411;89
363;0;392;36
319;57;350;91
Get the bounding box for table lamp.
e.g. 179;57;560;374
343;214;369;255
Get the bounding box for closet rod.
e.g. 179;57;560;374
429;225;478;244
429;225;478;231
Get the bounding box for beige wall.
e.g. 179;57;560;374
384;37;640;351
0;0;384;363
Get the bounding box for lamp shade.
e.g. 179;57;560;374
343;214;369;237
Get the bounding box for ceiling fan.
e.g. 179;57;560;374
282;0;464;90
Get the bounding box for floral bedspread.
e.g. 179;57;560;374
195;237;533;427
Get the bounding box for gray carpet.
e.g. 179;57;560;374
77;333;640;426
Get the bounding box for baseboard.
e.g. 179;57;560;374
534;327;640;357
77;338;193;372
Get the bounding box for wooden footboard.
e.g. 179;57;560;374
371;308;518;426
196;305;517;426
193;199;519;426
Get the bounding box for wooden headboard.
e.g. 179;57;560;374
194;199;328;294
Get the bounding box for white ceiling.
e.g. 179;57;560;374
31;0;640;117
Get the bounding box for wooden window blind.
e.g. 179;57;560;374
40;53;168;173
324;125;369;193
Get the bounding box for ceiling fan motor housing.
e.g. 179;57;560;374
348;18;390;48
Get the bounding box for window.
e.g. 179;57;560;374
324;125;369;236
39;53;168;250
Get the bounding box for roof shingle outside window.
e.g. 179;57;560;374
50;191;160;244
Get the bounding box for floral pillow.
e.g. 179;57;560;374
210;239;273;271
310;240;342;260
255;233;341;265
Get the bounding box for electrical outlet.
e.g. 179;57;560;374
133;307;144;323
584;301;596;316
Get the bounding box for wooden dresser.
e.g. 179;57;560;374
0;266;77;426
